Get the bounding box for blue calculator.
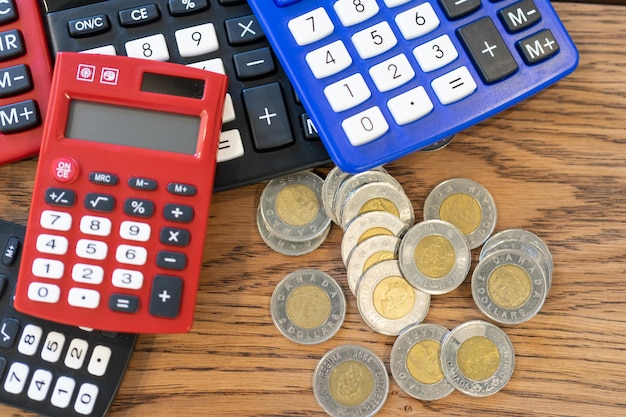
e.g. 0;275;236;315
248;0;578;173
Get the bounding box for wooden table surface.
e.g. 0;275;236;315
1;3;625;416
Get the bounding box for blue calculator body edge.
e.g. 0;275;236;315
248;0;579;173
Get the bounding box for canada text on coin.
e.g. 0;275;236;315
313;344;389;417
471;249;548;325
398;219;471;295
257;207;330;256
390;323;454;401
271;269;346;344
260;171;330;243
440;320;515;397
356;260;430;336
423;178;497;249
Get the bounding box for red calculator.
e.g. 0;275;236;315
0;0;53;163
14;52;228;333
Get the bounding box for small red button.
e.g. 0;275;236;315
51;157;79;183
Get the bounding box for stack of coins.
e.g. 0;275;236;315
257;171;331;256
472;229;553;325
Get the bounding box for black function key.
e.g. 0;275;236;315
160;227;191;247
2;236;19;266
0;100;40;133
45;188;76;207
0;0;17;26
163;203;194;223
439;0;482;20
517;29;559;65
233;47;275;80
89;171;119;186
0;317;19;348
84;192;115;212
68;15;111;38
128;177;158;191
457;17;518;84
124;198;155;218
156;251;187;270
168;0;209;16
119;4;161;27
167;183;196;196
242;82;294;151
498;0;542;33
0;65;33;98
225;15;265;46
0;29;24;61
149;275;183;318
109;294;140;313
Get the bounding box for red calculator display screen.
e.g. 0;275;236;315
14;52;228;333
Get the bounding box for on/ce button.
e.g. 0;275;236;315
51;157;79;183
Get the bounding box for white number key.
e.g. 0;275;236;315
74;383;99;415
36;234;68;255
65;338;89;370
369;54;415;92
27;369;53;401
305;40;352;79
87;346;112;377
341;106;389;146
324;73;371;112
32;258;64;279
125;34;170;61
116;244;148;266
288;7;334;46
27;282;61;304
68;288;100;309
51;376;76;409
72;263;104;285
120;221;151;242
175;23;219;58
334;0;379;27
351;21;397;59
387;86;434;125
18;324;43;356
395;3;440;40
413;34;458;72
40;210;72;231
112;268;144;290
80;215;112;237
76;239;108;260
4;362;29;394
41;331;66;363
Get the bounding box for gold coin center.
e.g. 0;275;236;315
275;184;319;227
358;227;394;245
488;264;532;309
406;340;445;385
439;193;482;235
372;276;415;320
457;336;500;381
414;235;455;278
363;251;397;272
285;285;331;329
358;197;399;218
329;360;374;407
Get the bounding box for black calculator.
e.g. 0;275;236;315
37;0;332;192
0;219;136;417
247;0;579;173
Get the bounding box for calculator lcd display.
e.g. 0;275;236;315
65;100;200;155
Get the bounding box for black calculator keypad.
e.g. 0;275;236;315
39;0;332;191
0;219;136;417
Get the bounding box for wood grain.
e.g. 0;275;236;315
1;3;625;416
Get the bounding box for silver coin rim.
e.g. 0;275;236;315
390;323;454;401
480;228;553;270
340;181;415;231
356;260;431;336
398;219;471;295
270;269;346;345
259;171;331;243
440;320;515;397
423;178;497;249
341;211;409;266
322;166;351;225
257;207;330;256
346;235;401;295
333;170;402;226
471;248;548;325
312;344;389;417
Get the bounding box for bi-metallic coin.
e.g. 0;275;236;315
271;269;346;345
346;235;401;295
259;170;330;243
341;211;409;267
440;320;515;397
390;323;454;401
423;178;497;249
356;260;430;336
471;248;548;325
398;220;471;295
313;344;389;417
